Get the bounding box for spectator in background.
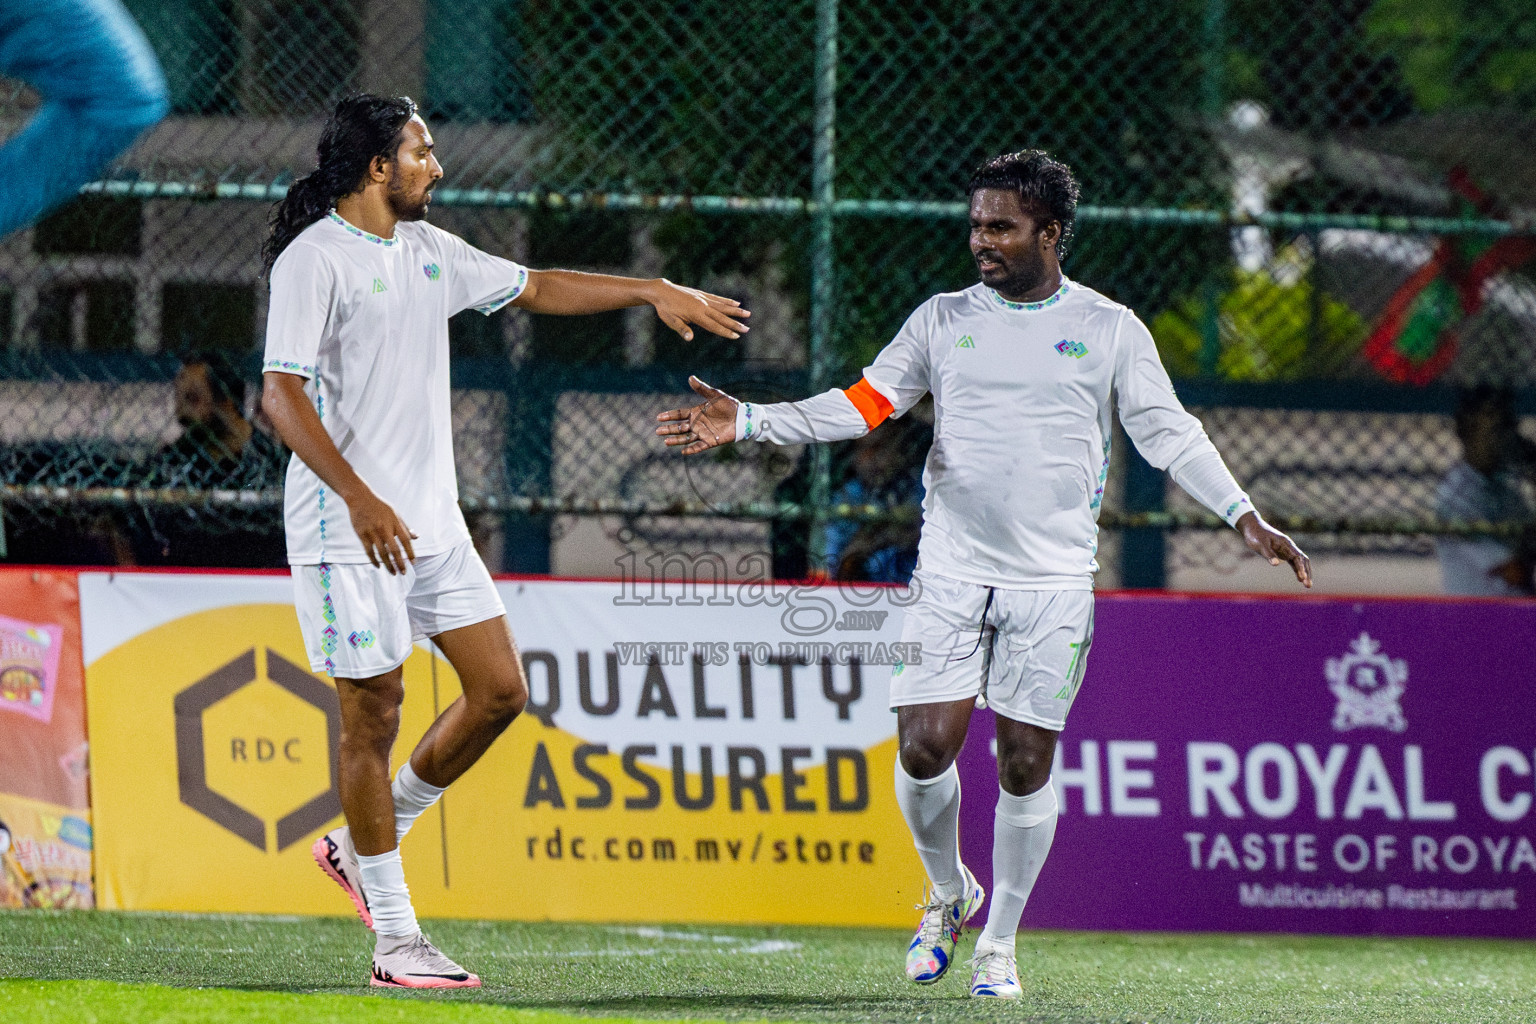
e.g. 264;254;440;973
1436;386;1536;597
148;353;284;490
824;414;928;583
136;353;287;567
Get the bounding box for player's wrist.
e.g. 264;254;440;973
1234;509;1273;541
332;474;375;507
735;400;757;442
1224;497;1257;530
640;277;670;307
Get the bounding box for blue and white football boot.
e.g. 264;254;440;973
904;864;985;984
969;946;1023;999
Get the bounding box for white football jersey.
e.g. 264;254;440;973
263;212;528;565
738;278;1252;588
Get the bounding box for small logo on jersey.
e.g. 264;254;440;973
1055;339;1087;358
955;334;975;349
422;263;440;281
371;278;388;294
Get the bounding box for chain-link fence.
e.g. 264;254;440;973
1;0;1533;590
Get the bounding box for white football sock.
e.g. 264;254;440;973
979;779;1059;954
356;847;420;940
391;761;446;844
894;760;965;901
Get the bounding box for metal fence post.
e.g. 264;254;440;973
806;0;838;575
1201;0;1226;121
1157;0;1230;587
1121;448;1169;589
1198;0;1226;381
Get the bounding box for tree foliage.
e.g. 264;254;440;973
1367;0;1536;111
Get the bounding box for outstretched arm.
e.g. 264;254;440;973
513;271;749;341
656;377;888;455
657;302;934;454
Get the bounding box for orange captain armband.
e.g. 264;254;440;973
843;377;895;430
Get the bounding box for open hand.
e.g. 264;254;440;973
1237;511;1311;588
348;489;417;575
650;279;750;341
655;376;739;455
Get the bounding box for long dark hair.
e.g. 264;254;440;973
262;94;418;274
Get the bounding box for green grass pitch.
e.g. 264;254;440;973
2;911;1535;1023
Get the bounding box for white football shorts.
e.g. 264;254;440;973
292;540;505;677
888;569;1095;731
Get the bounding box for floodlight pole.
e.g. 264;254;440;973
807;0;838;575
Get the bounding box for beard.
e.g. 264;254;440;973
978;245;1050;298
386;169;432;222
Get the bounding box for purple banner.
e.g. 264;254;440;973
956;593;1536;937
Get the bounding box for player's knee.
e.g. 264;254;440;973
340;707;400;757
474;672;527;728
366;676;407;712
898;733;957;780
489;683;527;727
996;745;1051;795
338;679;404;748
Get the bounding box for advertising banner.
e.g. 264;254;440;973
82;572;350;915
962;593;1536;938
79;569;925;924
0;569;92;909
81;571;1536;935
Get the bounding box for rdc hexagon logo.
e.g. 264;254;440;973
173;649;341;851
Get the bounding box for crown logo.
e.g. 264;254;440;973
1326;632;1407;732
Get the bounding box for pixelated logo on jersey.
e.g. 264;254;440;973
371;278;387;293
955;335;975;349
1055;339;1088;359
1326;632;1407;733
173;648;341;852
422;263;440;281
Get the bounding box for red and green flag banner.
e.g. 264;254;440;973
1364;167;1536;386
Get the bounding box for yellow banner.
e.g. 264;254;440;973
82;574;924;925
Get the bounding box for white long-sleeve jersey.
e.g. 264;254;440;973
735;278;1254;588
